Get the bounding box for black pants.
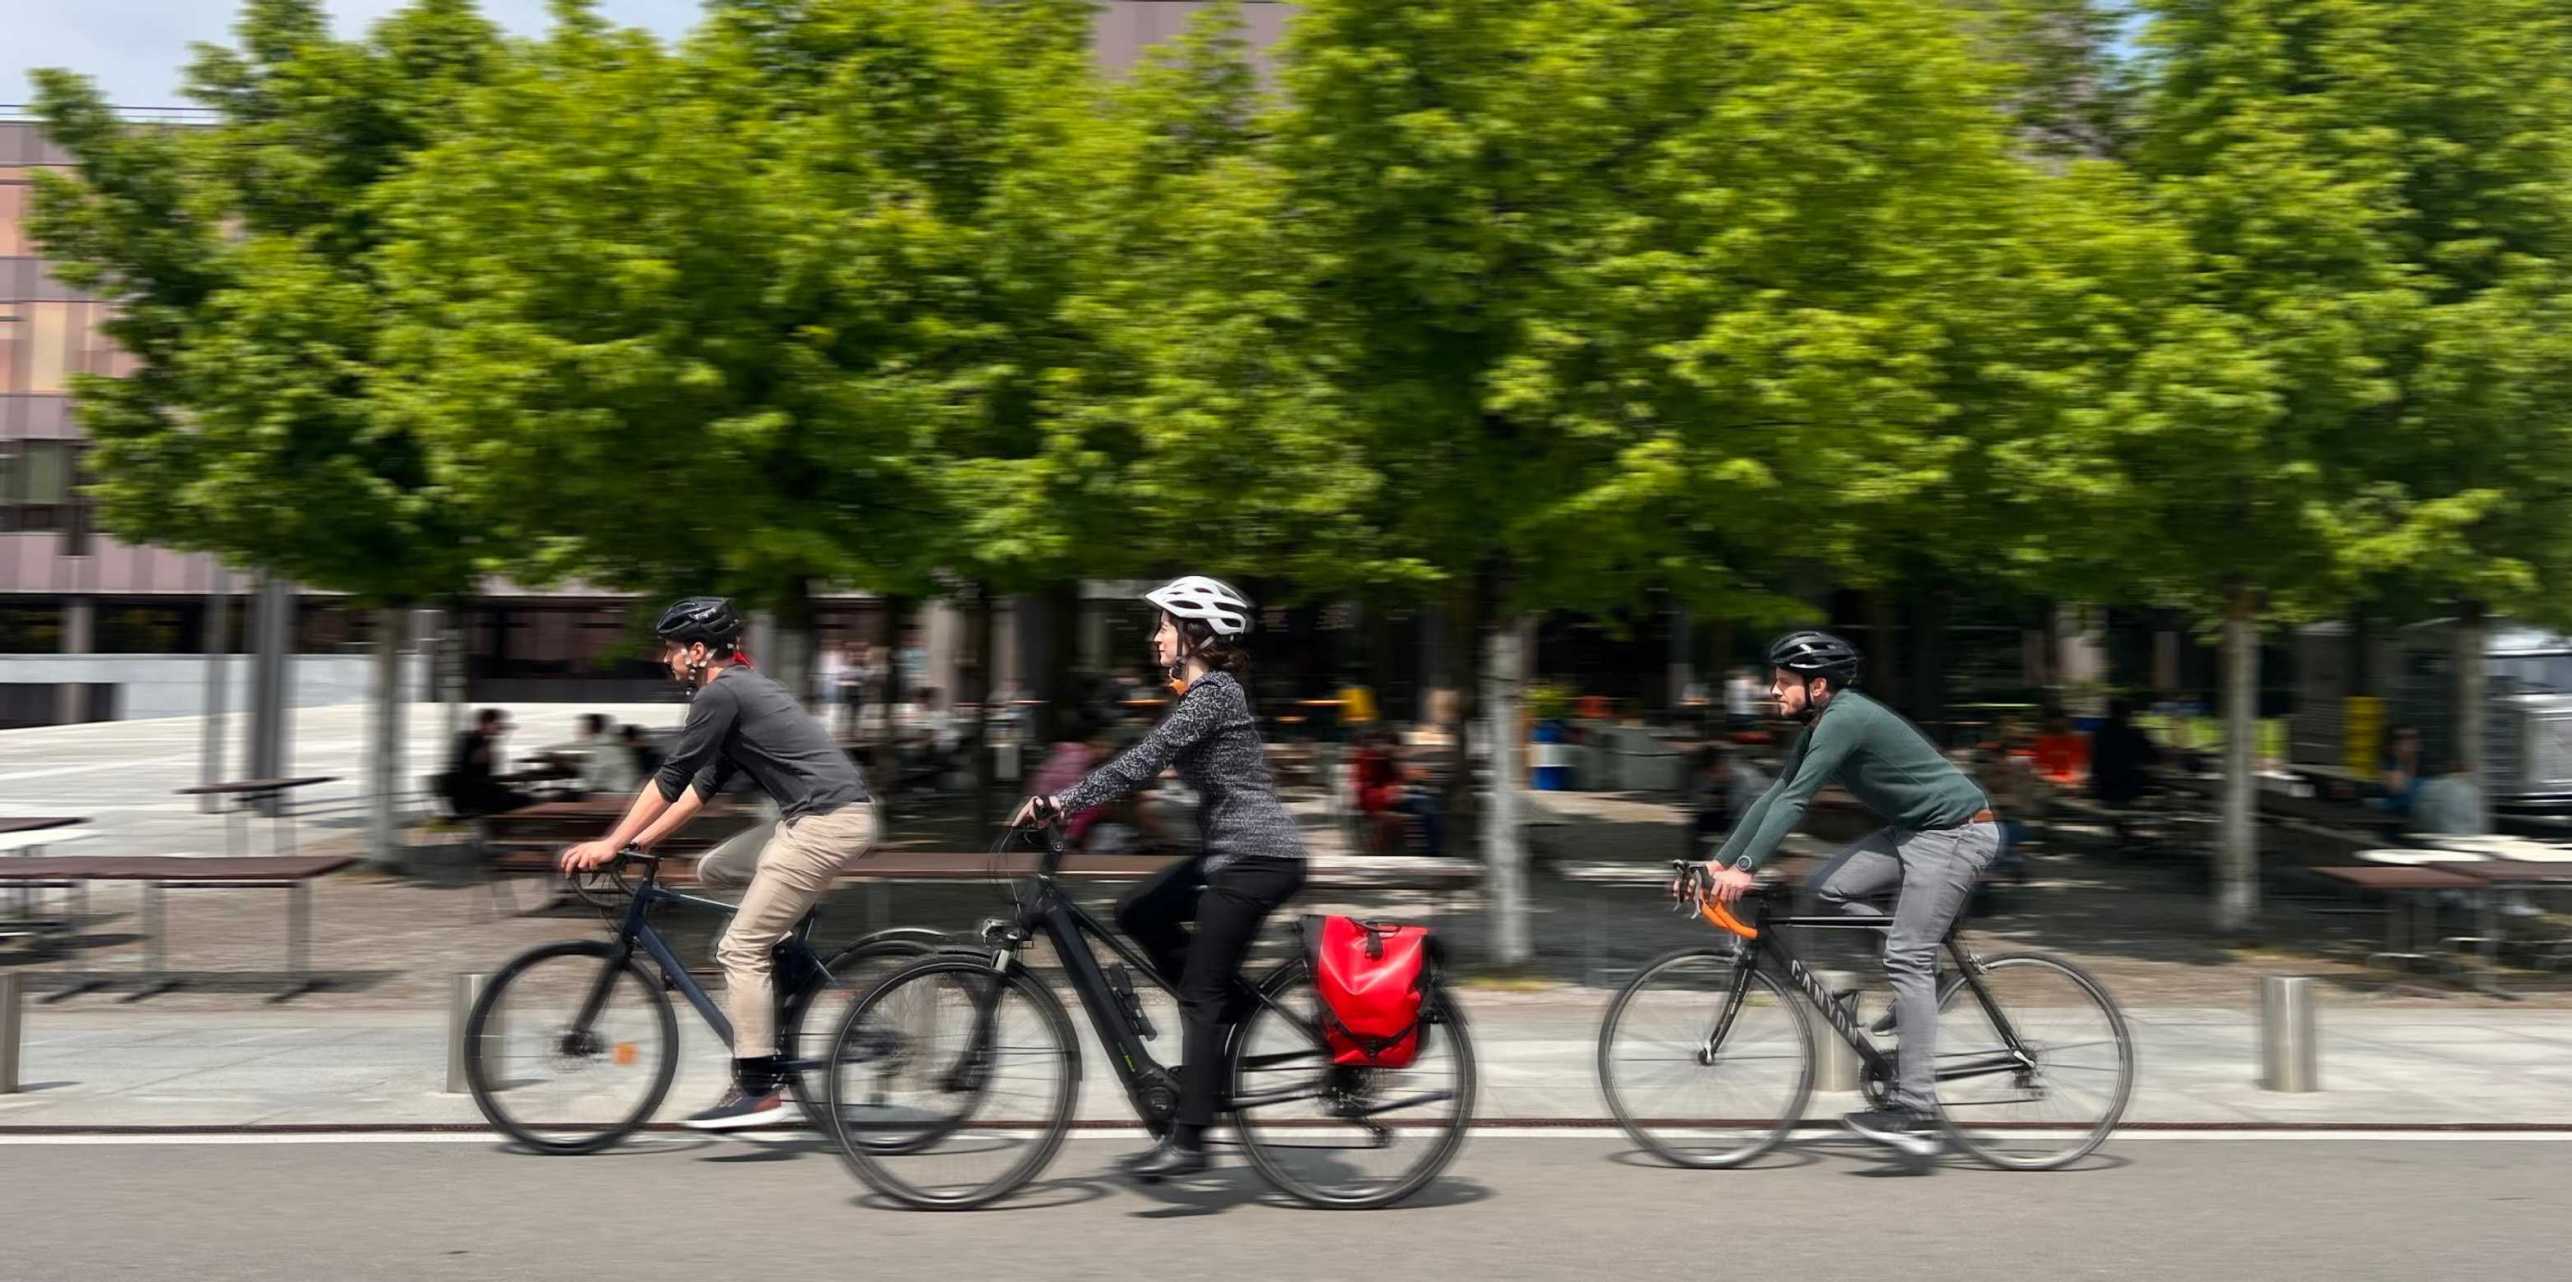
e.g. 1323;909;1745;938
1115;853;1305;1131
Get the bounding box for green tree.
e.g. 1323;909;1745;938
2072;0;2533;930
31;0;503;866
2323;0;2572;825
379;0;969;706
1266;0;2063;961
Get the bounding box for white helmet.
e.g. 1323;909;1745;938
1143;575;1253;638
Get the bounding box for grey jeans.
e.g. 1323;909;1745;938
1807;821;2001;1113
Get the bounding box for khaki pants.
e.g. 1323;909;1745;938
697;802;879;1059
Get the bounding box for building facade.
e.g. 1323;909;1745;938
0;4;1299;727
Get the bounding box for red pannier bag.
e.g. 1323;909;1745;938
1305;915;1437;1069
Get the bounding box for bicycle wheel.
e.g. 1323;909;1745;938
825;957;1079;1210
1933;953;2133;1170
465;940;678;1155
784;935;941;1141
1598;949;1812;1169
1230;957;1475;1210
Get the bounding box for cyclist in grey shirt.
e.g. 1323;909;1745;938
562;597;877;1131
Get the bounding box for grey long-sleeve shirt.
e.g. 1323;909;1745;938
1052;671;1303;874
654;666;868;820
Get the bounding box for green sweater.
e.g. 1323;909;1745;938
1713;691;1990;870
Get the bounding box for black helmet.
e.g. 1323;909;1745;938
1767;629;1861;684
655;596;743;649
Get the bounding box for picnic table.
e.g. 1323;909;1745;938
0;854;355;1001
0;817;93;946
2160;772;2407;838
175;776;339;858
2312;863;2492;980
2348;841;2572;993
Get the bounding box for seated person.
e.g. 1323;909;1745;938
622;723;665;780
1028;717;1107;848
2032;715;2089;787
1351;728;1408;853
2090;699;2162;808
2374;725;2424;817
444;708;533;818
575;712;638;797
896;687;963;788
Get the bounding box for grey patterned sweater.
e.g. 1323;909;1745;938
1051;671;1304;873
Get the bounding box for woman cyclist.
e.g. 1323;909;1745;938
1011;575;1306;1182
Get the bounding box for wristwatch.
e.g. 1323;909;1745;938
1732;856;1756;873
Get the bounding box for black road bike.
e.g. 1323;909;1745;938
1598;862;2133;1171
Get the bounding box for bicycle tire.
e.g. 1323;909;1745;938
1598;948;1812;1169
783;936;940;1139
824;956;1080;1210
1230;957;1476;1210
1933;952;2133;1171
465;940;679;1155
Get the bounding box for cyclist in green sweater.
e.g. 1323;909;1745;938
1697;631;1999;1164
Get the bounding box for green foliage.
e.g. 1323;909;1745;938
28;0;502;602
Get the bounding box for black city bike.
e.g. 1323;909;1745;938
1598;862;2133;1171
823;823;1476;1210
463;846;947;1154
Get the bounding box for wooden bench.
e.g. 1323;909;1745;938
0;855;355;1001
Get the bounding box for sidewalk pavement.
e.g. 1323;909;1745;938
6;992;2570;1130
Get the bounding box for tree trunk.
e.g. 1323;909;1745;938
199;566;231;814
1667;603;1692;718
968;583;998;834
2455;599;2489;834
876;596;910;797
2347;603;2374;697
364;607;409;870
1443;584;1483;845
437;603;466;745
1483;609;1534;967
1911;589;1949;743
246;574;294;815
2215;585;2261;934
772;579;819;706
1866;589;1900;706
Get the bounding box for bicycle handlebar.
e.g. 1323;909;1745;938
1667;859;1761;939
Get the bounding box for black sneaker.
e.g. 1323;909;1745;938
1842;1106;1942;1163
680;1085;791;1131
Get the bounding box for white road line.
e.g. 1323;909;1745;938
1;1127;2568;1146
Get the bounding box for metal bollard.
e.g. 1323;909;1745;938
446;972;495;1095
1;972;22;1094
2259;975;2320;1093
1813;970;1863;1092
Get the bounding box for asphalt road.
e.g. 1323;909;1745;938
6;1133;2564;1280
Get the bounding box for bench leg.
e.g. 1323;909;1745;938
270;881;325;1004
124;881;177;1002
43;881;104;1003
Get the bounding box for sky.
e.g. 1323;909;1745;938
4;1;711;108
